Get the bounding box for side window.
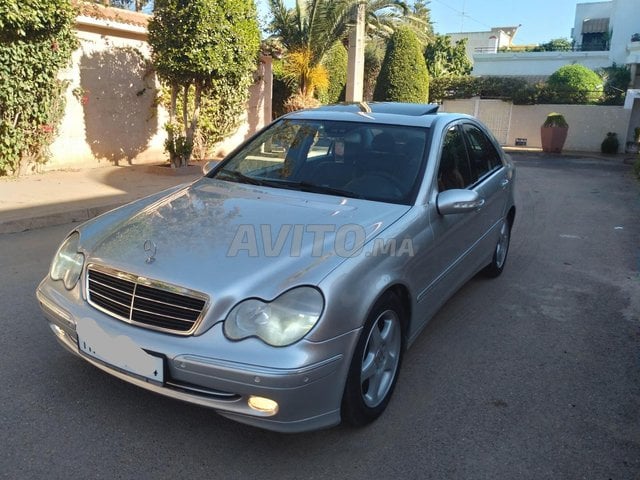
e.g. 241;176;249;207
462;124;503;180
437;126;474;191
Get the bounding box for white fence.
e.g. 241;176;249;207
441;98;632;152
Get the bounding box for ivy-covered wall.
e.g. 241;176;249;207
0;0;78;175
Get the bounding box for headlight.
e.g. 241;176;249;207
50;232;85;290
224;287;324;347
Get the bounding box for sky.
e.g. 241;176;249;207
427;0;604;45
257;0;607;46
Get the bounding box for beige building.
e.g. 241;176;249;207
46;2;272;172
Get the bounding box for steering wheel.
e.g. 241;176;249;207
346;171;405;200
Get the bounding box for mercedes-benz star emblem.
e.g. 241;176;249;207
144;240;157;264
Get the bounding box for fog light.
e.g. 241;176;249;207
248;396;279;416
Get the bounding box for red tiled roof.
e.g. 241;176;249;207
74;1;150;28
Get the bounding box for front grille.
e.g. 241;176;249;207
86;265;208;334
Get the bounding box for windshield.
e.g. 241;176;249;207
210;119;429;205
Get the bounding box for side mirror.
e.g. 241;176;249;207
202;160;220;176
437;189;485;215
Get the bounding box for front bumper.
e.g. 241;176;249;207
37;278;360;433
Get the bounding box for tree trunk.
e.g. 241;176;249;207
186;82;202;166
168;82;179;168
181;84;190;167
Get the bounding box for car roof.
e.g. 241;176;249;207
283;102;473;128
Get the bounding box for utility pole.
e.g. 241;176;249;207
345;1;365;102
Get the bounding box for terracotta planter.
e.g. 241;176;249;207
541;126;568;153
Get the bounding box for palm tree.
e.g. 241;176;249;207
267;0;433;106
268;0;355;100
364;0;432;44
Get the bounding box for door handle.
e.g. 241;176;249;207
500;178;510;188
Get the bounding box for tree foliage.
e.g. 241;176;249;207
0;0;78;176
424;34;472;78
363;40;385;101
148;0;260;166
318;41;348;104
267;0;355;102
364;0;432;44
532;38;573;52
546;64;603;104
598;63;630;105
373;26;429;102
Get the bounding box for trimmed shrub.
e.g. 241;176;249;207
374;27;429;102
318;42;347;104
546;64;603;104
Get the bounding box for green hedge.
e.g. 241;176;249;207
430;69;623;106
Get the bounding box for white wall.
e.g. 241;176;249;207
472;51;611;76
442;99;631;152
609;0;640;65
572;1;612;44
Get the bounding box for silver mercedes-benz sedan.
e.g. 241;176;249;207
37;103;515;432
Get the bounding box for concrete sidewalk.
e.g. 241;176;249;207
0;164;202;234
0;151;636;235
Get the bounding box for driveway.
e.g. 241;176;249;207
0;153;638;479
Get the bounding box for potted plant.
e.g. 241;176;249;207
541;112;569;153
631;33;640;42
601;132;619;154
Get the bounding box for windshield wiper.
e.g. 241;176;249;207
279;181;363;199
215;169;267;186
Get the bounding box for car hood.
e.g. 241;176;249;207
85;177;410;308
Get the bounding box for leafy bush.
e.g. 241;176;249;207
271;59;294;119
363;41;385;102
429;76;536;104
424;34;472;78
148;0;260;167
633;157;640;181
599;64;630;105
532;38;573;52
546;64;603;104
318;42;347;104
0;0;77;175
600;132;619;154
374;27;429;102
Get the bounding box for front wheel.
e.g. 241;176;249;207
341;292;404;426
483;218;511;278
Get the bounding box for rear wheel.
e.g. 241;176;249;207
483;218;511;278
341;292;404;426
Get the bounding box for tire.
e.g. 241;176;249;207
341;292;404;426
482;217;511;278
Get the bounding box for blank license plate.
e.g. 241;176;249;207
76;317;164;383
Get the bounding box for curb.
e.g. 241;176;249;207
0;201;126;235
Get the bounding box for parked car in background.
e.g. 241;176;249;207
37;102;516;432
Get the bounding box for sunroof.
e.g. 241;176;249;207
314;102;439;116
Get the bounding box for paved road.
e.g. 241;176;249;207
1;154;638;479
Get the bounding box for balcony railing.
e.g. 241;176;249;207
478;43;610;55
